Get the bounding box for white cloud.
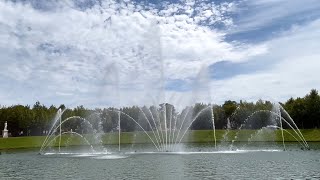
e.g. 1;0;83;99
0;0;261;107
210;19;320;103
0;0;318;109
229;0;320;34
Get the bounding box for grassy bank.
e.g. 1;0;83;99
1;129;319;150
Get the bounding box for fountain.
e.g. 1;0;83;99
39;100;310;156
39;104;217;154
227;102;309;151
39;108;106;154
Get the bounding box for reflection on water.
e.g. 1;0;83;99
0;143;320;179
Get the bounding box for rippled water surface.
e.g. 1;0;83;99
1;143;319;179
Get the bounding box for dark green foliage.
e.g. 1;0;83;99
283;89;320;129
222;100;237;117
191;103;213;130
0;89;319;137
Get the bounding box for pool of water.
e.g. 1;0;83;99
1;143;319;179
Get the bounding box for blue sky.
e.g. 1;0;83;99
1;0;320;108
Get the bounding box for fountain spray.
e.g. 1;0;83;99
58;108;62;153
211;105;217;149
118;110;121;152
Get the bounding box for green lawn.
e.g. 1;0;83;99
1;129;319;150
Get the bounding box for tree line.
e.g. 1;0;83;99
1;89;319;137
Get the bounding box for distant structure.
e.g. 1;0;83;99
2;121;8;138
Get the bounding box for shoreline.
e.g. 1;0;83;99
1;129;319;150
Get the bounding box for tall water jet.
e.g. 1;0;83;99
118;110;121;152
40;108;66;153
211;105;216;149
58;108;62;152
274;103;285;150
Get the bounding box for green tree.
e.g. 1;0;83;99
304;89;320;128
222;100;237;117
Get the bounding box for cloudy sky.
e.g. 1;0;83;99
1;0;320;108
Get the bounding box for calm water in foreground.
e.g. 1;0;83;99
0;143;320;179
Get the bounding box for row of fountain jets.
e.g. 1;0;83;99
39;102;310;154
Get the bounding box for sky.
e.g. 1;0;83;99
1;0;320;108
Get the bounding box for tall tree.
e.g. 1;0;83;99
304;89;320;128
